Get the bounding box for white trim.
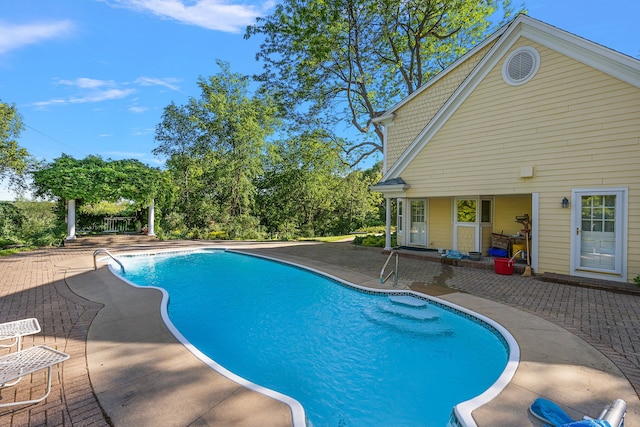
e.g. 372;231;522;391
369;183;409;198
378;115;394;174
518;19;640;88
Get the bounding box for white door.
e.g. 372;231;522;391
571;189;626;280
409;200;427;246
454;198;479;254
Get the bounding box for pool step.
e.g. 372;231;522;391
388;295;427;307
362;306;454;338
377;302;440;321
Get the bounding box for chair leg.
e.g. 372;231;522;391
0;337;19;349
0;366;54;408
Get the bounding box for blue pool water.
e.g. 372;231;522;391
119;249;510;426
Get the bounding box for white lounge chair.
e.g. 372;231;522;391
0;318;43;386
0;345;69;408
0;318;41;352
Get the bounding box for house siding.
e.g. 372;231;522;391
428;197;452;249
385;42;498;169
398;38;640;278
494;196;532;237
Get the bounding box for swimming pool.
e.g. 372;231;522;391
113;248;519;426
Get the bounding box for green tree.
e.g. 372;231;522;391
257;129;348;237
246;0;519;164
333;164;384;234
0;200;65;247
0;100;31;188
153;101;203;227
154;61;279;237
0;202;24;243
13;200;65;246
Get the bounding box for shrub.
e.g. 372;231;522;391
1;201;65;247
353;233;397;248
207;231;227;240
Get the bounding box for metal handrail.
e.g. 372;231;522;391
93;248;125;273
379;248;399;288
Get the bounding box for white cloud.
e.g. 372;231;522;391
31;75;182;109
134;76;182;91
0;20;74;55
128;105;149;113
58;77;116;89
102;0;274;33
69;88;137;103
31;78;137;108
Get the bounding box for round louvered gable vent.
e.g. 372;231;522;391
502;47;540;86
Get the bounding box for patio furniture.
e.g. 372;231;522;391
0;318;42;387
0;345;70;408
0;318;41;352
530;397;626;427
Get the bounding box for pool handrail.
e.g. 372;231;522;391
379;247;400;287
93;248;125;273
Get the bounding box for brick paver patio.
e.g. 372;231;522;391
0;240;638;426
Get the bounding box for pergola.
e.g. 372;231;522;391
30;155;163;241
65;199;156;240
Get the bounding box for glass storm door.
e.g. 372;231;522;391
409;200;427;246
573;190;625;278
454;198;478;254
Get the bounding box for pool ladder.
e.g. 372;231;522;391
380;248;399;288
93;248;125;273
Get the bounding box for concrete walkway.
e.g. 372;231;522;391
0;239;638;426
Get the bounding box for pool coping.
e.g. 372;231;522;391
106;246;520;427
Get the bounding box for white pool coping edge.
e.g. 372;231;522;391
107;249;307;426
106;246;520;427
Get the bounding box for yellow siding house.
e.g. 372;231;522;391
372;15;640;283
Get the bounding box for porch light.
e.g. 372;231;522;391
562;197;569;208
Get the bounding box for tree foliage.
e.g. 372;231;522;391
247;0;519;164
153;63;385;239
0;200;65;247
154;61;279;236
257;129;347;237
31;154;166;206
0;99;31;183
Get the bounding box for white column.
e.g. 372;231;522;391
66;199;76;240
384;197;392;250
147;199;156;237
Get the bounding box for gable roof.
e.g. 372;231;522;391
378;14;640;181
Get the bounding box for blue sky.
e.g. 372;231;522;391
1;0;639;200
